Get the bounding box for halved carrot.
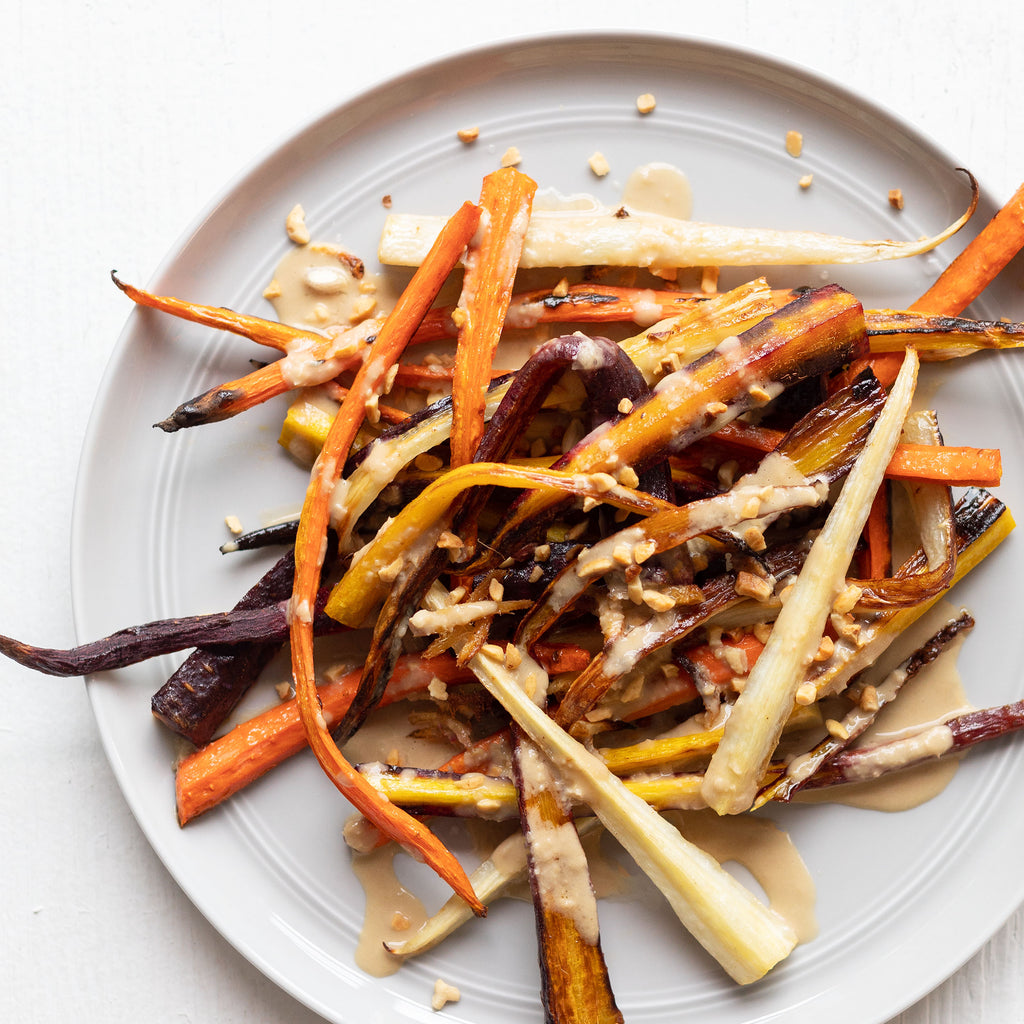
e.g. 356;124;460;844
175;655;475;825
912;181;1024;316
450;168;538;467
288;199;486;913
861;483;893;580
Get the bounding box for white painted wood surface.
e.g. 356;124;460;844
1;1;1022;1020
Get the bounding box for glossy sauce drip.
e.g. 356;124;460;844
621;162;693;219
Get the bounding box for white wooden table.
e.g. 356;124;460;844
2;1;1022;1020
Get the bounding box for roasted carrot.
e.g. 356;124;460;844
175;655;475;825
288;199;486;913
861;483;893;580
450;168;538;467
912;180;1024;316
712;421;1001;487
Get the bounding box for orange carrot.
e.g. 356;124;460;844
912;181;1024;316
711;421;1001;487
862;483;893;580
175;656;475;825
289;199;486;913
450;168;538;467
322;381;409;425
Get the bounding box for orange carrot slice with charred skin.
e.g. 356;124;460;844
912;180;1024;316
288;199;485;914
450;168;538;467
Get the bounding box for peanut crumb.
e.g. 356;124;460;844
833;584;863;615
636;92;656;114
488;578;504;602
500;146;522;168
705;400;729;417
795;682;818;706
748;384;772;403
826;718;850;741
504;644;522;670
735;570;773;601
582;496;600;513
383;362;399;395
578;555;615;578
642;589;676;612
391;911;411;931
451;306;469;329
285;203;310;245
799;173;814;189
224;514;243;536
427;677;448;701
888;188;904;210
813;635;835;662
275;681;292;701
533;544;551;562
785;130;803;158
481;643;506;662
378;555;405;582
742;525;767;552
263;279;282;300
457;126;480;144
753;621;773;644
381;194;393;208
431;978;461;1012
617;397;634;415
617;465;640;488
528;565;544;584
633;539;657;564
436;530;464;550
859;684;880;713
551;277;570;298
588;151;611;177
612;543;634;566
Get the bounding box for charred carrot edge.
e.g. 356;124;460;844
112;272;327;353
175;655;475;825
289;199;486;913
912;181;1024;315
712;421;1001;487
450;168;538;467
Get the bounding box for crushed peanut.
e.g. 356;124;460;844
642;589;676;612
588;151;611;177
504;644;522;670
551;277;570;298
436;530;464;550
617;397;634;415
798;173;814;189
488;578;505;602
275;681;292;701
859;684;880;712
636;92;656;114
383;362;399;395
734;570;773;602
582;496;600;513
706;401;729;417
349;293;377;323
391;911;412;931
500;146;522;168
785;130;803;158
431;978;461;1012
456;126;480;143
378;555;405;582
578;555;615;578
742;525;767;552
888;188;904;210
741;495;763;519
617;465;640;488
533;543;551;562
262;279;282;300
813;635;835;661
795;681;818;706
612;543;634;566
753;621;773;644
481;643;506;662
633;539;657;563
285;203;310;245
427;677;449;701
451;307;469;329
224;514;243;535
825;718;850;741
528;565;544;584
747;384;772;403
833;584;863;615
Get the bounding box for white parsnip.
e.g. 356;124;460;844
379;201;974;270
468;648;798;985
701;349;921;815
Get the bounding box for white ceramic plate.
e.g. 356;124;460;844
72;33;1024;1024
